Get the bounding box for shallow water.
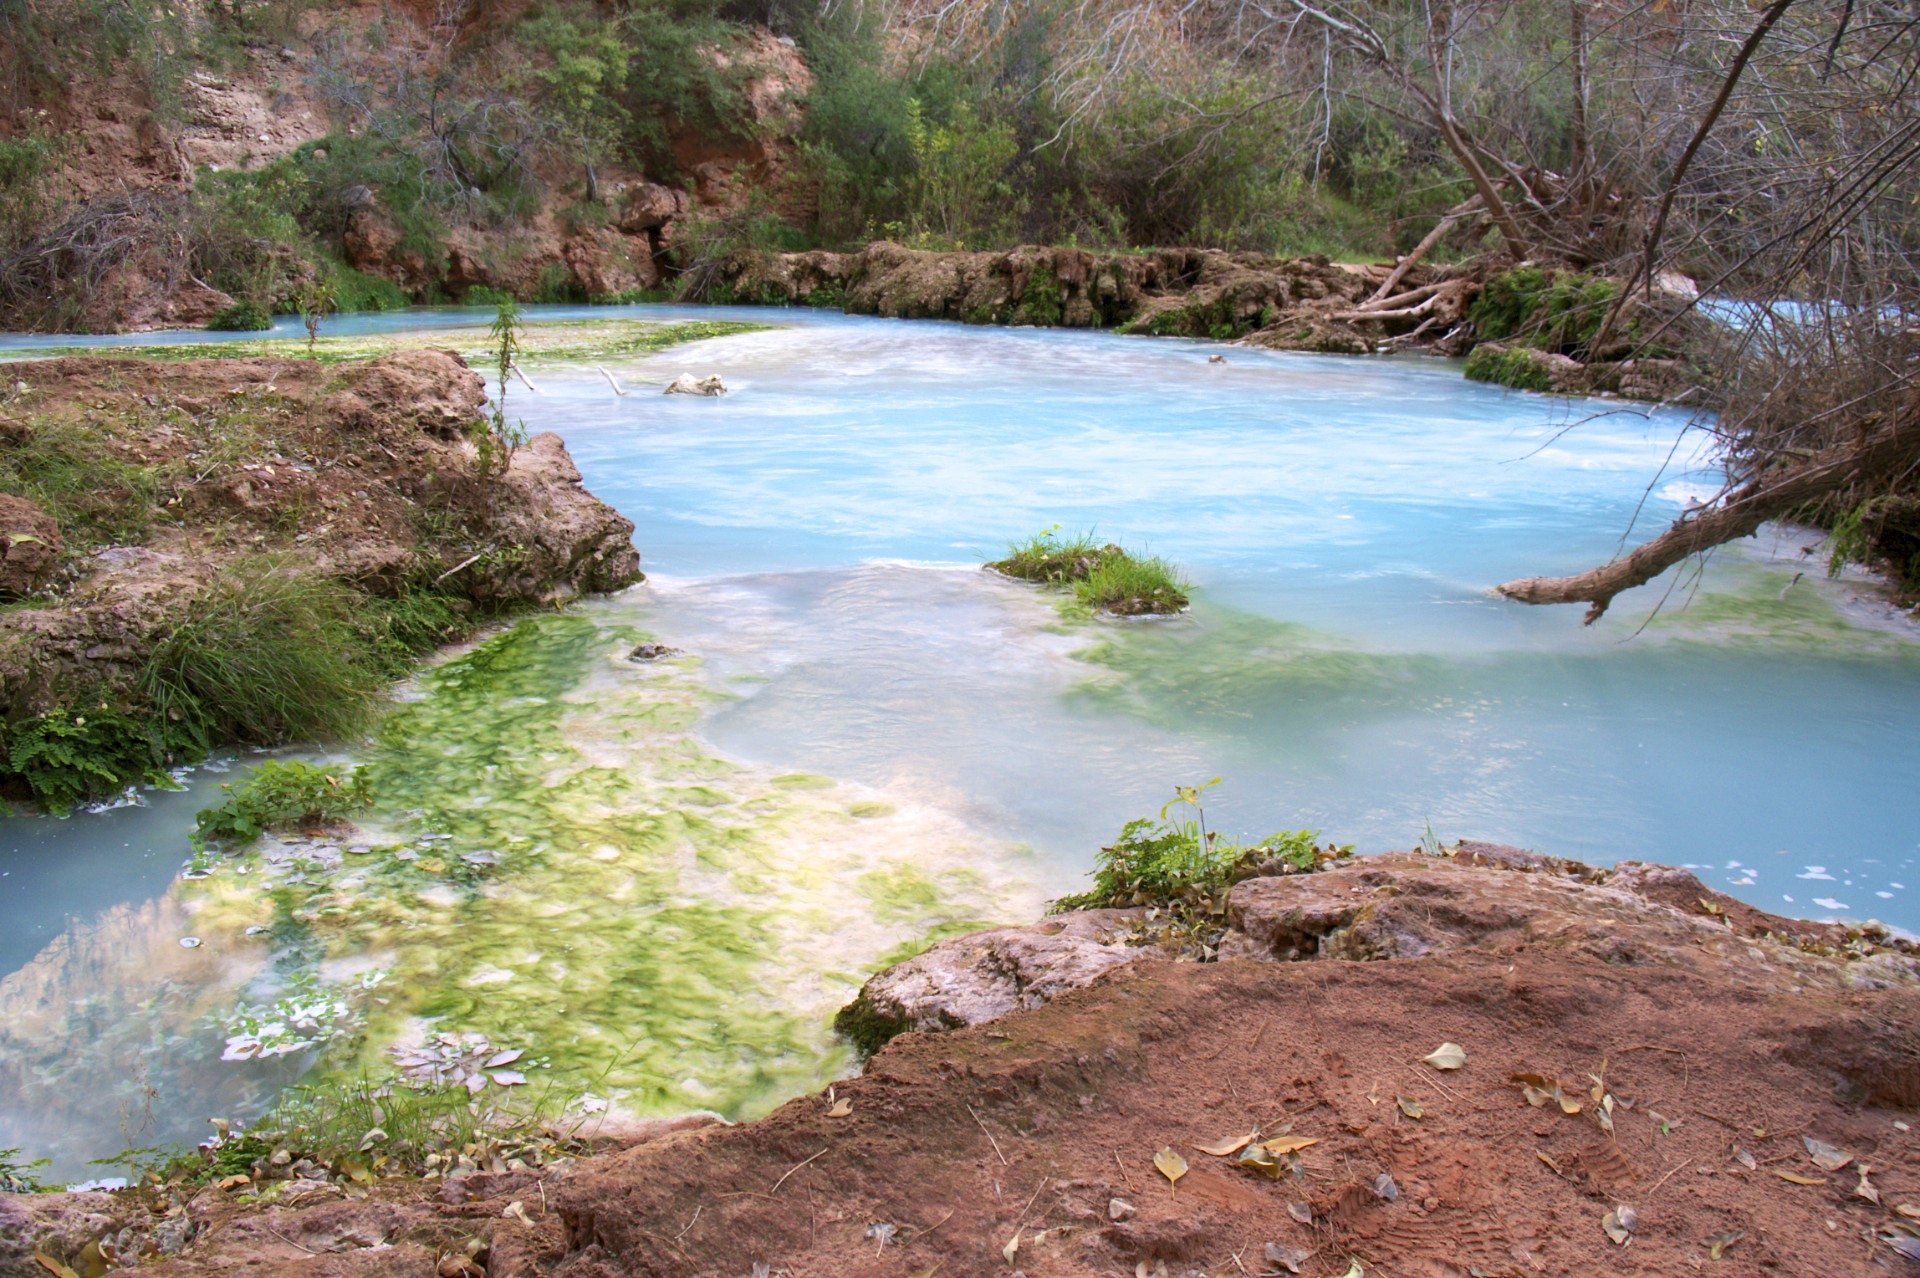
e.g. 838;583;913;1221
5;304;1918;1178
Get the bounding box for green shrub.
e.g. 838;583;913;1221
141;561;382;748
1468;267;1617;354
1052;780;1343;913
2;707;181;813
1463;343;1556;392
206;300;273;331
461;284;516;307
192;759;371;847
329;265;410;313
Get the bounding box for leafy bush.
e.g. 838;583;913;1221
206;299;273;331
192;759;371;847
1467;267;1617;354
2;707;180;813
1053;780;1344;913
329;265;409;313
141;560;382;748
460;284;516;307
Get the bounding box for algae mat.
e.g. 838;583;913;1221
0;611;1038;1176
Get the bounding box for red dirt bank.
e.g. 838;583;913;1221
7;847;1917;1278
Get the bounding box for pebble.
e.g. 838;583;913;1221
1107;1198;1134;1221
180;937;202;948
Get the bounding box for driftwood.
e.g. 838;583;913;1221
1498;410;1920;623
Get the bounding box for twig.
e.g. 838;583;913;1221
1112;1147;1137;1192
672;1204;701;1243
435;547;492;583
1410;1065;1464;1104
261;1226;326;1256
1012;1176;1051;1230
510;360;539;393
915;1208;957;1237
596;365;631;396
969;1104;1009;1166
770;1147;828;1195
1644;1157;1694;1199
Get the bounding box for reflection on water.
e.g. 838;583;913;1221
4;305;1919;1178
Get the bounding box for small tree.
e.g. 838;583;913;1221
297;276;337;359
476;298;528;475
518;5;632;203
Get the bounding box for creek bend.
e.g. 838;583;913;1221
4;304;1918;1180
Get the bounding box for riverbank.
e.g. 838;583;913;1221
0;345;642;809
5;843;1916;1276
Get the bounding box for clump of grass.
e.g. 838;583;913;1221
1076;551;1190;616
988;527;1190;614
141;558;383;749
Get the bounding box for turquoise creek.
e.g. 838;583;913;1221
4;304;1918;1179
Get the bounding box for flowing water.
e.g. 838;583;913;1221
5;305;1919;1180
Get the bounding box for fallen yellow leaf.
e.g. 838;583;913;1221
1774;1171;1827;1186
1192;1131;1256;1157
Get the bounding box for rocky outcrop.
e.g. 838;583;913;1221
832;907;1152;1053
836;846;1920;1054
0;350;640;726
714;241;1399;342
0;495;61;599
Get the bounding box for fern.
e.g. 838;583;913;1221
3;708;177;813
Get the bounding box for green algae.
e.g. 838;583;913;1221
3;319;770;368
1621;560;1920;659
175;610;1038;1129
1066;602;1445;732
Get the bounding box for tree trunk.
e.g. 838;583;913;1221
1497;411;1920;623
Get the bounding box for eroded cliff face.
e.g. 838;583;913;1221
0;349;640;725
3;9;813;331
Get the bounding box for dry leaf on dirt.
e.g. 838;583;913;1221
1236;1144;1285;1179
1421;1042;1467;1071
1396;1096;1424;1119
827;1098;853;1118
1263;1243;1314;1274
1732;1148;1757;1171
33;1254;79;1278
1896;1203;1920;1219
1774;1170;1827;1186
1287;1201;1313;1225
1602;1204;1637;1245
1153;1147;1188;1190
1854;1167;1880;1204
1804;1137;1853;1172
1264;1135;1320;1155
1193;1131;1256;1156
1708;1230;1743;1260
1002;1232;1018;1265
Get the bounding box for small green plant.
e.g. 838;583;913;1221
206;299;273;331
192;759;372;848
0;1147;50;1193
1053;780;1343;913
296;276;337;359
2;706;180;813
475;299;530;475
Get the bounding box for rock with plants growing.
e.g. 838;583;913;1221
0;350;640;812
988;527;1190;615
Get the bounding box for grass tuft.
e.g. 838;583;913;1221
988;527;1190;615
141;558;383;748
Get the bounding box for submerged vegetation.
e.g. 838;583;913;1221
989;527;1189;615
